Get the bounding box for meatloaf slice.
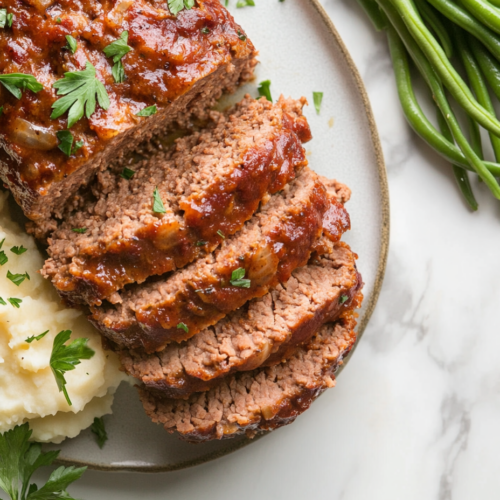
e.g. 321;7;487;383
139;312;358;442
90;167;329;352
0;0;256;222
122;239;361;399
41;96;311;307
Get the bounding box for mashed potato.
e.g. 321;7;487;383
0;191;128;442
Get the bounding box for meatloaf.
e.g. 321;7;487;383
41;96;311;306
139;312;358;442
90;166;329;352
122;239;362;398
0;0;256;222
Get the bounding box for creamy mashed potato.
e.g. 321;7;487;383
0;191;127;442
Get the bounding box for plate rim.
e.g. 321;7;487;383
54;0;390;473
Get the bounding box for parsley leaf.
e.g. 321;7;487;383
0;423;87;500
313;91;323;114
236;0;255;7
339;294;349;304
136;105;157;117
90;417;108;448
56;130;83;156
168;0;195;16
0;251;8;266
177;322;189;333
8;297;22;308
7;270;29;286
258;80;272;102
120;167;135;179
72;227;87;233
152;187;166;214
10;246;27;255
26;330;49;344
50;329;95;406
104;31;131;83
0;74;43;99
230;267;251;288
65;35;77;54
51;61;110;128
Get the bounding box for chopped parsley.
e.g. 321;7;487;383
237;29;247;41
7;297;22;308
201;27;210;34
120;167;135;179
65;35;78;54
230;267;251;288
103;31;131;83
71;227;87;234
168;0;195;16
7;270;29;286
0;423;87;500
0;252;7;266
50;329;95;406
56;130;83;156
26;330;49;343
339;294;349;304
0;73;43;99
196;240;207;246
10;245;27;255
177;322;189;333
56;16;62;23
313;91;323;114
90;417;108;448
152;187;166;214
217;230;225;239
258;80;272;102
51;61;110;128
136;105;157;117
236;0;255;7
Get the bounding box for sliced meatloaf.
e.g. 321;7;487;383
122;239;361;399
41;96;311;307
0;0;256;222
139;312;358;442
90;167;329;352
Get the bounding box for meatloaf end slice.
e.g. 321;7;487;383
89;167;329;352
122;239;362;398
0;0;256;222
139;312;358;442
42;96;311;306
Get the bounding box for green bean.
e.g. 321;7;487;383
437;109;479;210
389;0;500;139
470;36;500;100
415;0;454;58
454;26;500;161
378;0;500;197
460;0;500;36
426;0;500;63
355;0;388;31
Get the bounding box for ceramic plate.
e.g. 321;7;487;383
47;0;389;472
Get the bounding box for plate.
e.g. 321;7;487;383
47;0;389;472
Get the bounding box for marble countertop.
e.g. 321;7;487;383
36;1;500;498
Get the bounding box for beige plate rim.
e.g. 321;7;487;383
54;0;390;473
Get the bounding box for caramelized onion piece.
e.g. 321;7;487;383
11;118;57;151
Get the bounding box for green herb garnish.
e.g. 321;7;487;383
51;61;110;128
0;9;13;28
6;13;13;27
236;0;255;7
103;31;131;83
201;27;210;34
313;91;323;115
0;297;6;305
217;230;225;239
0;74;43;99
71;227;87;234
237;29;247;41
50;329;95;406
196;240;207;246
7;270;28;286
152;187;166;214
26;330;49;344
258;80;272;102
0;252;7;266
339;294;349;304
90;417;108;448
230;267;251;288
136;105;157;117
168;0;195;16
56;16;62;23
7;297;22;308
0;423;87;500
177;322;189;333
120;167;135;179
0;239;5;249
56;130;83;156
65;35;78;54
10;246;27;255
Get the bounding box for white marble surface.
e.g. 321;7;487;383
32;1;500;498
